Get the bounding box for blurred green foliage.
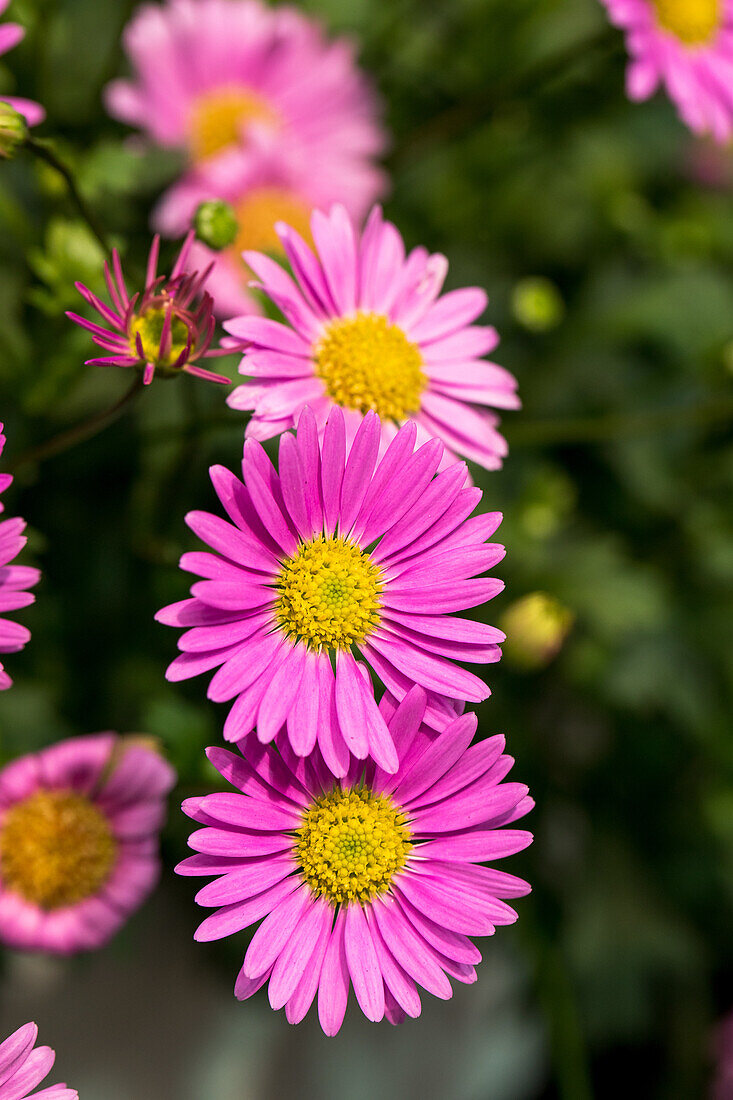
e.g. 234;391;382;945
0;0;732;1096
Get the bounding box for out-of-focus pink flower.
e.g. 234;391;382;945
0;734;176;954
226;204;519;471
0;424;40;691
155;140;381;319
67;232;229;386
0;0;44;127
106;0;386;189
0;1022;76;1099
600;0;733;143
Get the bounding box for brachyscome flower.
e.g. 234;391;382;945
0;734;176;954
225;204;520;469
157;407;505;776
178;686;533;1035
67;232;229;386
106;0;386;206
0;1022;77;1099
0;423;40;691
600;0;733;142
0;0;44;128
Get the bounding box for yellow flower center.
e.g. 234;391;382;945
232;186;313;260
314;312;427;422
188;87;278;162
129;306;190;368
275;535;382;652
0;790;116;909
653;0;721;44
296;786;412;905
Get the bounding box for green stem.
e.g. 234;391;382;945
393;26;618;165
9;374;144;472
25;137;111;257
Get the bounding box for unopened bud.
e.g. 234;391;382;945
512;277;564;332
0;102;28;160
193;199;238;251
501;591;574;670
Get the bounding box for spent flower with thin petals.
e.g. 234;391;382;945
178;686;533;1035
0;1022;76;1099
0;424;40;691
0;734;176;954
157;406;505;777
67;231;229;386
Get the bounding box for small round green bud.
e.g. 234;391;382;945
193;199;238;251
0;102;28;161
512;276;564;333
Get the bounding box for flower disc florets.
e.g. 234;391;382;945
276;535;383;651
0;790;116;909
296;786;411;904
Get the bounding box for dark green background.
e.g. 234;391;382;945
0;0;732;1095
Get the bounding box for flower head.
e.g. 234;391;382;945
0;1;44;127
0;424;40;691
105;0;386;211
225;204;519;470
0;734;176;953
178;686;533;1035
66;232;229;386
157;407;505;776
0;1022;76;1099
601;0;733;142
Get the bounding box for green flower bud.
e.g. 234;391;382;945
501;592;574;670
0;102;28;161
512;276;564;332
193;199;238;251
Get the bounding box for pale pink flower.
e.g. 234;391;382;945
601;0;733;142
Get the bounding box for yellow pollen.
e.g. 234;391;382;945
653;0;721;44
314;312;427;422
129;306;190;368
275;535;382;652
188;87;278;162
296;786;412;905
232;187;313;260
0;790;116;909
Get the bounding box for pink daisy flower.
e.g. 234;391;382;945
600;0;733;142
0;1022;76;1099
225;204;520;470
0;0;44;128
156;139;382;320
105;0;386;192
0;734;176;954
178;686;533;1035
0;424;40;692
156;406;505;777
66;231;229;386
